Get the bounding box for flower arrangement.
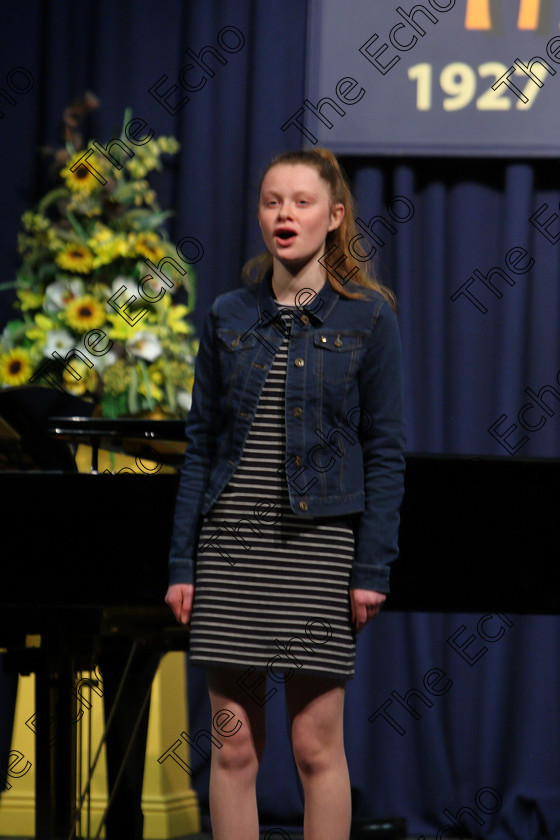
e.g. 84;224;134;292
0;94;198;418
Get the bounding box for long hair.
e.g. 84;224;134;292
242;148;397;312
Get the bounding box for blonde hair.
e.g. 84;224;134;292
242;148;397;311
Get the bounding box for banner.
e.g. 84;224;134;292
291;0;560;156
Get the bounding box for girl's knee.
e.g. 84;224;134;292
291;728;342;776
213;725;264;772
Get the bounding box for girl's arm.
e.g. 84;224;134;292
168;303;222;586
350;299;406;593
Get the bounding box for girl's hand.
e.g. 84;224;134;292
165;584;194;625
350;588;386;633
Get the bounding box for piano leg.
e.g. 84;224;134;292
97;642;161;840
35;646;77;840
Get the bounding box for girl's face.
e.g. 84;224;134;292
258;163;344;270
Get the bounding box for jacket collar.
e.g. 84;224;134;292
257;267;339;325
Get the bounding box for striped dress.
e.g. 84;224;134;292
188;304;358;681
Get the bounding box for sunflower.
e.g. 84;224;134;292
89;228;131;268
56;244;95;274
0;348;33;386
65;295;106;331
135;232;166;262
61;152;103;195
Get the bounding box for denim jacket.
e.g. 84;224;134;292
168;269;406;592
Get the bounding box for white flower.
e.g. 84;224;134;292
95;349;118;373
126;331;162;362
44;279;85;313
43;329;76;357
176;389;192;412
106;276;140;311
141;272;168;296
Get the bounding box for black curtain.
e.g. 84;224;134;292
1;1;559;837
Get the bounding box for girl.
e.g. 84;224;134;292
165;148;406;840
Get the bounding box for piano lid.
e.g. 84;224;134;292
0;387;187;471
47;416;187;469
0;385;95;470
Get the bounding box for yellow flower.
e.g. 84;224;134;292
17;289;44;310
0;348;33;386
135;232;166;262
25;312;57;342
65;295;106;331
156;136;180;155
166;304;190;334
61;152;103;195
138;376;163;402
82;205;102;218
162;360;193;388
21;211;50;233
88;226;113;246
46;228;66;251
103;360;131;395
126;159;149;179
56;243;94;274
106;311;138;342
62;360;98;396
88;228;131;268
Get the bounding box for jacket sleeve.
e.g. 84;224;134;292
350;299;406;592
168;302;222;586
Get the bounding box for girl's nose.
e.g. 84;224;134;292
277;202;293;219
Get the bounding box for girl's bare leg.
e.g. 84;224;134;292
285;672;351;840
204;666;266;840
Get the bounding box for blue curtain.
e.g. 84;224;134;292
343;155;560;458
1;1;559;837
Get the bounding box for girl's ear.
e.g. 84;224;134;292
328;202;345;232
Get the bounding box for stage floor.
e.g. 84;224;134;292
0;835;453;839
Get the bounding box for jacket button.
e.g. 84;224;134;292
293;406;303;417
295;358;304;367
300;314;309;324
320;336;327;343
299;501;308;511
334;336;343;347
294;455;303;466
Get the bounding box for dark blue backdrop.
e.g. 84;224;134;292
1;1;559;837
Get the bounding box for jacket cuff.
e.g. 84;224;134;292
349;561;390;593
168;557;194;587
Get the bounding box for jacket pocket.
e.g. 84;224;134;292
313;330;363;384
216;328;258;391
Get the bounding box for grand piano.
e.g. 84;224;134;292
0;386;558;839
0;387;188;840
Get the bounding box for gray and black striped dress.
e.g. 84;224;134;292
188;304;358;681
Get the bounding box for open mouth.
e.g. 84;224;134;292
274;228;297;244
